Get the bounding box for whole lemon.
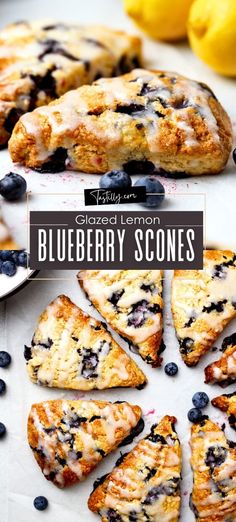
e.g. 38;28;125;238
124;0;194;41
188;0;236;76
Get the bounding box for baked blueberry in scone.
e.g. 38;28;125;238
172;250;236;367
212;392;236;432
9;68;232;174
0;21;141;146
88;415;181;522
190;417;236;521
28;399;142;488
205;333;236;386
24;295;147;390
78;270;163;367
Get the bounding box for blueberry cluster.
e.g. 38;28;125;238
188;392;209;423
0;350;11;439
0;250;28;277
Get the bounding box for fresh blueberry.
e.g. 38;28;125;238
0;379;6;395
0;422;6;438
192;392;209;409
0;172;27;201
33;496;48;511
1;260;17;277
99;170;132;189
0;250;14;261
233;148;236;164
14;250;28;268
164;362;178;376
134;176;165;208
188;408;203;423
0;351;12;368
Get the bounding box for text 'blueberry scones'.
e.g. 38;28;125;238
212;392;236;432
24;295;146;390
88;415;181;522
28;399;142;488
172;250;236;366
0;20;141;146
9;68;232;174
78;270;163;366
205;333;236;387
190;417;236;521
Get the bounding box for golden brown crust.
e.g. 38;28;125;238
212;392;236;431
88;415;181;522
205;333;236;386
28;399;142;488
9;69;232;175
0;219;18;249
172;250;236;366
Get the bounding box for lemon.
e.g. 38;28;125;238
188;0;236;77
124;0;194;41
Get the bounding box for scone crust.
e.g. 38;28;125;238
172;250;236;366
205;333;236;386
212;392;236;431
78;270;163;366
9;68;232;175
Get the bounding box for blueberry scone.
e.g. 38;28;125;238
172;250;236;367
9;68;232;174
205;333;236;386
0;21;141;147
212;393;236;432
28;399;142;488
88;415;181;522
24;295;147;390
190;417;236;521
78;270;163;366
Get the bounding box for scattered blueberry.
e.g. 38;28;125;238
1;260;17;277
134;176;165;208
233;148;236;165
192;392;209;409
188;408;203;423
99;170;132;189
0;379;6;395
164;362;178;376
0;351;12;368
0;422;6;438
33;496;48;511
0;172;27;201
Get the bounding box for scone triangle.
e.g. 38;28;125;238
78;270;163;366
212;392;236;431
88;415;181;522
190;417;236;521
24;295;147;390
28;399;142;488
205;333;236;386
172;250;236;366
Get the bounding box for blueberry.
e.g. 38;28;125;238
0;351;11;368
1;260;17;277
233;148;236;164
192;392;209;409
0;172;27;201
0;422;6;438
0;379;6;395
188;408;203;423
164;362;178;376
134;176;165;208
33;496;48;511
99;170;132;189
0;250;14;261
14;250;28;268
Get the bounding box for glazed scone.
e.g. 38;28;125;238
212;392;236;431
28;399;142;488
78;270;163;366
205;333;236;386
190;417;236;522
0;21;142;146
88;415;181;522
24;295;147;390
9;68;232;175
172;250;236;366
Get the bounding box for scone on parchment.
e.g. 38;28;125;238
24;295;147;390
78;270;163;367
28;399;142;488
9;68;232;175
190;417;236;522
0;20;141;146
212;392;236;431
205;333;236;386
88;415;181;522
172;250;236;366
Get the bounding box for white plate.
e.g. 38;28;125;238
0;268;38;301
